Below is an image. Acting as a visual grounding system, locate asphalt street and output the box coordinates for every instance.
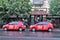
[0,29,60,40]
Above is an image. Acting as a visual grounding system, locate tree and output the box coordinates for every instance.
[0,0,8,18]
[0,0,32,19]
[49,0,60,15]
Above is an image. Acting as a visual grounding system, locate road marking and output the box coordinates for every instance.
[0,36,60,39]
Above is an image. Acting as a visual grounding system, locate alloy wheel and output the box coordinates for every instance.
[4,28,7,31]
[32,28,36,32]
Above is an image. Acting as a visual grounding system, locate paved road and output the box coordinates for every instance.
[0,29,60,40]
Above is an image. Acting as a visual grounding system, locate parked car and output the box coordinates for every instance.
[2,21,26,31]
[29,22,54,32]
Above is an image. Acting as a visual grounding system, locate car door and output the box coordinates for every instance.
[14,23,19,29]
[43,24,48,30]
[8,22,18,29]
[9,24,14,29]
[37,24,43,30]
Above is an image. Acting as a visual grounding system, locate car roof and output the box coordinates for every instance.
[37,22,49,24]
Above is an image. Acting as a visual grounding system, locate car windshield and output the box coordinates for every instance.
[37,22,49,25]
[9,22,20,24]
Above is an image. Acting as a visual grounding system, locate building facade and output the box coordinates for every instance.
[30,0,49,13]
[30,0,60,28]
[30,0,50,24]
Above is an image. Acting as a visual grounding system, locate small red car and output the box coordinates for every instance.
[29,22,54,32]
[2,21,26,31]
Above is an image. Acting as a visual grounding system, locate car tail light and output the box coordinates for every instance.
[30,25,33,27]
[3,26,5,28]
[21,24,23,25]
[24,25,26,28]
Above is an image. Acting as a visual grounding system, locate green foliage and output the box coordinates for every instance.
[0,0,32,19]
[49,0,60,15]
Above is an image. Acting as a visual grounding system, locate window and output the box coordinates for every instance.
[33,0,44,5]
[9,22,20,24]
[37,22,48,25]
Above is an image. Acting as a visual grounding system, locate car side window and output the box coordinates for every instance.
[37,24,43,25]
[37,22,49,25]
[9,22,20,24]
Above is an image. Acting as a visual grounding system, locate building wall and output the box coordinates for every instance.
[30,0,50,24]
[30,0,49,13]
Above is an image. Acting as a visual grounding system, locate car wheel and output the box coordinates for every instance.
[4,28,7,31]
[48,28,52,32]
[19,28,23,32]
[32,28,36,32]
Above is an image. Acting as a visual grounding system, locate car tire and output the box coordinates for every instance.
[4,28,7,31]
[19,28,23,32]
[48,28,52,32]
[32,28,36,32]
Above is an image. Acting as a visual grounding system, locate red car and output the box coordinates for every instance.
[2,21,26,31]
[29,22,54,32]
